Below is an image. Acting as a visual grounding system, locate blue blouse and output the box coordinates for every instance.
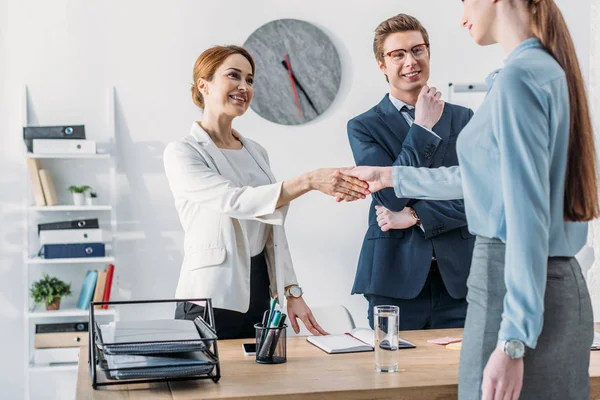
[391,38,587,348]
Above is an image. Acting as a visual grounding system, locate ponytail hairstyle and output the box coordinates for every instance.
[527,0,599,221]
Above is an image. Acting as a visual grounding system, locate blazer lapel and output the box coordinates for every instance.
[375,94,411,140]
[237,135,276,184]
[189,122,242,185]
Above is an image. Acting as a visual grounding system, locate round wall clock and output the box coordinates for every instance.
[243,19,342,126]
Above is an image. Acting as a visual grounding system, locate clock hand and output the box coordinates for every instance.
[284,54,303,118]
[280,61,319,115]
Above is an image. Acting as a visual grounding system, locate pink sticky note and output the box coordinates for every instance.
[427,336,462,345]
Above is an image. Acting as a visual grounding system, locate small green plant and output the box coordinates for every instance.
[89,192,97,198]
[68,185,91,194]
[30,274,72,307]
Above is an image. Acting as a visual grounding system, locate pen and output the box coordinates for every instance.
[267,313,287,357]
[266,298,277,327]
[260,298,277,348]
[270,311,282,328]
[258,311,283,359]
[277,314,287,328]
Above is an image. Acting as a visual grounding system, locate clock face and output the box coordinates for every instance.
[243,19,342,126]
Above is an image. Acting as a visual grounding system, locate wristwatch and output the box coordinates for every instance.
[409,208,421,226]
[497,339,525,359]
[284,285,303,298]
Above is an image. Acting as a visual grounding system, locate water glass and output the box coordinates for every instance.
[373,305,399,372]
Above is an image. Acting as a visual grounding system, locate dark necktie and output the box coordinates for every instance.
[401,105,416,121]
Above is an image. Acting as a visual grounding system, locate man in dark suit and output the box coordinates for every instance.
[347,14,475,330]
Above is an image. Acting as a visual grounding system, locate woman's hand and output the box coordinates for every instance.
[286,297,329,336]
[481,348,523,400]
[310,168,370,201]
[376,205,418,231]
[340,166,393,194]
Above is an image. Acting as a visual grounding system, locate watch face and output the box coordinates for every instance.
[290,286,302,297]
[243,19,342,125]
[507,340,525,358]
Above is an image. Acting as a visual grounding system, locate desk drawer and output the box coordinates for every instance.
[35,332,89,348]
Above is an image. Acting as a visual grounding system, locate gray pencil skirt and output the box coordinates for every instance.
[458,236,594,400]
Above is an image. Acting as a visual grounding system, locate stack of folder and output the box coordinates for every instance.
[95,317,218,380]
[37,218,106,259]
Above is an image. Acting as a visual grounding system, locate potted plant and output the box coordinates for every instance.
[68,185,91,206]
[30,273,72,310]
[86,191,98,206]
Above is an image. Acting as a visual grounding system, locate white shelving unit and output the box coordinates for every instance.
[22,85,120,400]
[25,152,111,159]
[29,205,113,212]
[28,364,79,373]
[27,307,118,318]
[26,256,116,265]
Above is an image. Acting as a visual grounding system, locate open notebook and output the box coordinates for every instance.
[307,328,416,354]
[592,332,600,351]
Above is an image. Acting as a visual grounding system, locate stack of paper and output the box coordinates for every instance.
[96,317,216,380]
[100,319,210,355]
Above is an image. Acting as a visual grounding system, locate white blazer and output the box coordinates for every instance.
[163,123,298,313]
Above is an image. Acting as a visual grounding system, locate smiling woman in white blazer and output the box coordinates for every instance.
[164,46,369,340]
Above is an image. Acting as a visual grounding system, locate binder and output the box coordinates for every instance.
[33,139,96,155]
[38,169,58,206]
[39,242,105,259]
[33,347,79,364]
[26,158,46,206]
[101,264,115,309]
[35,331,89,348]
[23,125,86,152]
[92,270,107,310]
[38,218,99,233]
[36,322,88,334]
[77,270,98,310]
[39,228,103,245]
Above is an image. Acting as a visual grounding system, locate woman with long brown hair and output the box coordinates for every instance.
[343,0,598,398]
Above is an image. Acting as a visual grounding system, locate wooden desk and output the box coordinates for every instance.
[77,328,600,400]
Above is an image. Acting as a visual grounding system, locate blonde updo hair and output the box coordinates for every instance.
[191,45,256,109]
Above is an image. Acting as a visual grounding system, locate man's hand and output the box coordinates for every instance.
[376,205,418,231]
[415,85,444,130]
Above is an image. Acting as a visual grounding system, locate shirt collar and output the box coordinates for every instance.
[485,38,543,88]
[505,37,543,64]
[388,94,414,112]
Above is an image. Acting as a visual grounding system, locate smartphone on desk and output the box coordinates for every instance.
[242,343,256,356]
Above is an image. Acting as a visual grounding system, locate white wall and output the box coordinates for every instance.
[0,1,593,398]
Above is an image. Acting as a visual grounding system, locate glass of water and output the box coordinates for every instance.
[374,305,399,373]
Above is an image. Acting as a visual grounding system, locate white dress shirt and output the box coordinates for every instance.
[220,147,272,256]
[388,94,441,139]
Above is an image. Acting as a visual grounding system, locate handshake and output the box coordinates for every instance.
[309,166,390,203]
[314,166,417,230]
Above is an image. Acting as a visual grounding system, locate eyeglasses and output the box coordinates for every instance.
[382,43,430,65]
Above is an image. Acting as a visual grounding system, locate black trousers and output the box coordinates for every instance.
[174,251,271,340]
[367,260,467,330]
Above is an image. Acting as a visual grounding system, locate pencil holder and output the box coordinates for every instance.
[254,323,287,364]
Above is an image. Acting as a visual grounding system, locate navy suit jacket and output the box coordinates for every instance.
[348,94,475,300]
